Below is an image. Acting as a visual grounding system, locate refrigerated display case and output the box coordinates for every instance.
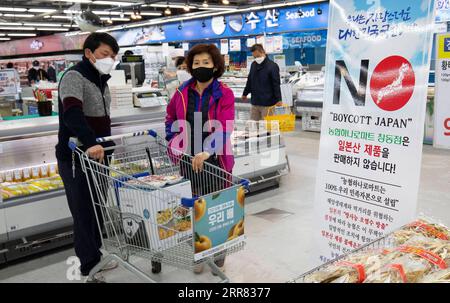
[232,120,290,192]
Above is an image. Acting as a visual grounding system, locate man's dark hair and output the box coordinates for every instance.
[175,56,185,68]
[83,32,119,54]
[32,60,39,67]
[250,44,265,53]
[6,62,13,68]
[124,50,133,55]
[186,44,225,79]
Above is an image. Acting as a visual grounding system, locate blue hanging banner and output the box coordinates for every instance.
[112,2,329,46]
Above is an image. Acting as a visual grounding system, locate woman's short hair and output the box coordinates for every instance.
[175,56,185,68]
[185,44,225,79]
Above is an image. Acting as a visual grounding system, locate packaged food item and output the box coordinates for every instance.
[40,165,49,178]
[31,166,41,179]
[364,255,430,283]
[419,268,450,283]
[1,189,12,200]
[49,164,58,177]
[13,169,23,182]
[4,170,13,182]
[401,218,450,241]
[365,236,450,283]
[303,250,385,283]
[22,167,32,181]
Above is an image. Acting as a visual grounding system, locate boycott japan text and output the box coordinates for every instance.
[330,113,412,128]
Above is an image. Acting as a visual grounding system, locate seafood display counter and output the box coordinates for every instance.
[0,107,167,264]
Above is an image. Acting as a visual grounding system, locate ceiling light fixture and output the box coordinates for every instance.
[184,2,191,12]
[164,7,172,16]
[317,7,322,15]
[0,22,22,26]
[55,0,92,3]
[23,23,63,27]
[7,33,37,37]
[3,13,35,18]
[93,1,136,6]
[27,8,57,13]
[36,27,70,31]
[0,26,35,31]
[0,37,11,40]
[203,1,209,8]
[222,0,230,5]
[0,7,28,12]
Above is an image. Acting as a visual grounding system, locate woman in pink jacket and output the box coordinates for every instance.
[165,44,235,273]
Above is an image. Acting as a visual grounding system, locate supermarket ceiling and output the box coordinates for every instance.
[0,0,317,41]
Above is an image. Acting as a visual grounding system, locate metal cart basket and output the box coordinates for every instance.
[69,129,249,283]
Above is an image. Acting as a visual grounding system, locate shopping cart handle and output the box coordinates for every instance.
[68,129,159,150]
[68,138,78,151]
[240,179,250,190]
[181,197,196,208]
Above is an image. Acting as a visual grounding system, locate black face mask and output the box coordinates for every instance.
[192,67,215,83]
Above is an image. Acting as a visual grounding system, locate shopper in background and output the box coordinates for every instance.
[175,56,191,84]
[175,56,188,70]
[165,44,235,273]
[47,62,57,82]
[242,44,282,121]
[27,60,48,85]
[7,62,21,108]
[55,32,120,283]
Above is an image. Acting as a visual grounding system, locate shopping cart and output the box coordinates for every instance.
[68,129,249,283]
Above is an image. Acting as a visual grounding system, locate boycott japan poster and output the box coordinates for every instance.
[314,0,436,263]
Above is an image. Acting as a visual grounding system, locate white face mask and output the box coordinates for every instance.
[92,56,117,75]
[33,66,40,70]
[255,56,265,64]
[176,70,191,83]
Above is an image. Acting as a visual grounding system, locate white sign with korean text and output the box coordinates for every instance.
[0,69,18,97]
[314,0,436,263]
[220,39,229,55]
[434,33,450,149]
[229,39,241,52]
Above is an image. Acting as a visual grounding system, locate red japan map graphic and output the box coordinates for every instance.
[370,56,415,112]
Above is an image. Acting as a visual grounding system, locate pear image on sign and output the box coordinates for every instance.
[194,197,206,222]
[195,233,212,253]
[227,219,244,241]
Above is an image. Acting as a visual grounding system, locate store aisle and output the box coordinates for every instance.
[0,127,449,283]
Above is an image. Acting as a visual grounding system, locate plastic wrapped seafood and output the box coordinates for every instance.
[365,236,450,283]
[303,250,385,283]
[392,218,450,244]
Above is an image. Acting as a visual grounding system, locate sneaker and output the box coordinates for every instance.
[83,272,106,283]
[98,259,119,273]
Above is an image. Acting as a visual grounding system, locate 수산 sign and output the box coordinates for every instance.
[314,0,436,263]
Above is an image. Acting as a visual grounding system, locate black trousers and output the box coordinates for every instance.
[58,159,104,276]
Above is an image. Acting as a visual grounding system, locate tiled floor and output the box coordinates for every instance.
[0,127,449,283]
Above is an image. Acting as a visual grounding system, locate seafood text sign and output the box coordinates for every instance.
[433,33,450,150]
[314,0,436,263]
